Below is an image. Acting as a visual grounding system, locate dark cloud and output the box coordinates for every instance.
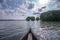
[57,0,60,1]
[1,4,7,9]
[41,6,46,9]
[0,0,28,19]
[38,6,46,12]
[0,0,3,3]
[0,0,25,9]
[55,0,60,3]
[6,0,25,9]
[27,3,34,9]
[38,9,42,12]
[33,12,40,15]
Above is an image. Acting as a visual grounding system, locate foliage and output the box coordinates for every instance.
[30,16,35,21]
[26,17,31,21]
[26,16,35,21]
[40,10,60,21]
[36,17,40,21]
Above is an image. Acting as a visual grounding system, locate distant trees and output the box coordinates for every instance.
[26,16,35,21]
[26,17,31,21]
[26,10,60,21]
[30,16,35,21]
[40,10,60,21]
[26,16,40,21]
[36,17,40,21]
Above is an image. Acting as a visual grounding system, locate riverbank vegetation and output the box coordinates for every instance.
[40,10,60,21]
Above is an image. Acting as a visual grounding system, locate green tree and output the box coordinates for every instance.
[26,17,31,21]
[40,10,60,21]
[36,17,40,21]
[26,16,35,21]
[30,16,35,21]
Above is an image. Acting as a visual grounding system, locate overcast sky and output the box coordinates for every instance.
[0,0,60,19]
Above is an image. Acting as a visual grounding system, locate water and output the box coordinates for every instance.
[0,21,29,40]
[0,21,60,40]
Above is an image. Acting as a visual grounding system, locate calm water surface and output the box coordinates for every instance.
[0,21,60,40]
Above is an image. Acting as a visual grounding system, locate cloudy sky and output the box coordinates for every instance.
[0,0,60,19]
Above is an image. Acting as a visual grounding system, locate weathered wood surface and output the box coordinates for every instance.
[28,33,32,40]
[20,29,38,40]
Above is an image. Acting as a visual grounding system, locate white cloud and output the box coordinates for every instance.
[0,0,29,19]
[0,0,59,19]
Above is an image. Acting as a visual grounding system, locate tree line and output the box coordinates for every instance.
[26,10,60,21]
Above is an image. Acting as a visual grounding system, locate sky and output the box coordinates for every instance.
[0,0,60,19]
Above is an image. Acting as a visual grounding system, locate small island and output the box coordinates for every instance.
[26,16,40,21]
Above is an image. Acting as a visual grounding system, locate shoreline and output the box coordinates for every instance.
[0,20,26,21]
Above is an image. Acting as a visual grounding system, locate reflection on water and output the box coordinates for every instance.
[40,21,60,30]
[28,21,60,40]
[39,21,60,40]
[0,21,60,40]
